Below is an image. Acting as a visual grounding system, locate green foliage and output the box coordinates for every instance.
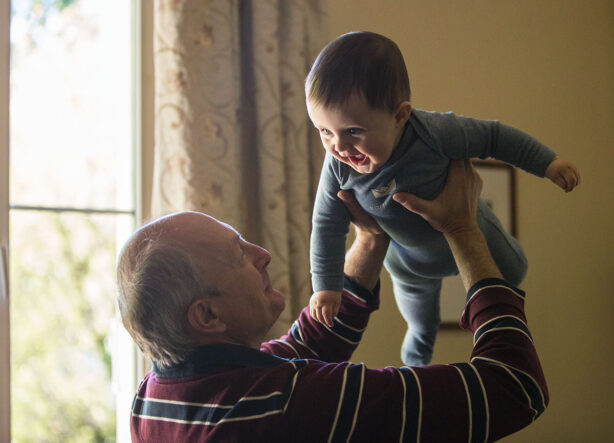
[13,0,80,24]
[10,212,116,442]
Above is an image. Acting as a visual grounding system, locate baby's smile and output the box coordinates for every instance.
[348,153,368,167]
[336,148,369,167]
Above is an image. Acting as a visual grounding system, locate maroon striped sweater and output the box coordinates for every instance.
[130,277,548,442]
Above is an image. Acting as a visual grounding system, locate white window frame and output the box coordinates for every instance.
[1,0,11,440]
[111,1,152,441]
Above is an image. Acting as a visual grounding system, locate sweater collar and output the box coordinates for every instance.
[153,343,288,379]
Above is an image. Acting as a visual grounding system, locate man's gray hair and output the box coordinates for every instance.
[116,230,219,368]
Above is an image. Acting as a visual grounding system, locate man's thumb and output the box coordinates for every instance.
[392,192,425,214]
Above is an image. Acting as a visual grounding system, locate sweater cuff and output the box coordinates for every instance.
[343,276,380,307]
[466,277,525,304]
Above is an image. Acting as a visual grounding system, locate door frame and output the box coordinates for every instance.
[1,0,11,440]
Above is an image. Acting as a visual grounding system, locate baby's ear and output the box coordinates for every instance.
[394,101,412,126]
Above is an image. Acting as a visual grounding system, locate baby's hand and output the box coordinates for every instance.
[309,290,342,327]
[545,157,581,192]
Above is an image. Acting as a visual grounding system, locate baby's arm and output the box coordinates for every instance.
[310,189,388,328]
[310,155,352,326]
[433,113,581,191]
[544,156,581,192]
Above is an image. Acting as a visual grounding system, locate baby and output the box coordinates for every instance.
[307,31,580,365]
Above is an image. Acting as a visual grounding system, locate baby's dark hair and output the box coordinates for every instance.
[306,31,410,113]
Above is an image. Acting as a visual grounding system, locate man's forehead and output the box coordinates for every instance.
[131,211,236,247]
[169,212,241,267]
[118,211,240,274]
[218,220,238,234]
[172,212,238,239]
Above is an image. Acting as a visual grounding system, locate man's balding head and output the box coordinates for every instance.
[116,212,285,367]
[116,212,222,368]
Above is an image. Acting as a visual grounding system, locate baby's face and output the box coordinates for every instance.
[307,94,409,174]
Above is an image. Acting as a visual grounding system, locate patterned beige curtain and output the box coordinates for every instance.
[152,0,327,337]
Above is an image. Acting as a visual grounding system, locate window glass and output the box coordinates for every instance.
[10,0,132,210]
[9,0,135,440]
[10,211,131,441]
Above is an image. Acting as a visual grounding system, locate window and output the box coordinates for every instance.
[1,0,142,440]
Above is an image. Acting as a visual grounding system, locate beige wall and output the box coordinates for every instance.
[140,1,614,440]
[327,0,614,441]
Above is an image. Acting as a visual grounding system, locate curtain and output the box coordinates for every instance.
[152,0,328,337]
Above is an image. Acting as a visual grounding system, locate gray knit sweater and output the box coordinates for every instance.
[310,109,556,292]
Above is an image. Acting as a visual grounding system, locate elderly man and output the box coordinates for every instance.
[117,160,548,442]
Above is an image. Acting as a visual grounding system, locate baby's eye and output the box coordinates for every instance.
[347,128,362,135]
[320,128,332,136]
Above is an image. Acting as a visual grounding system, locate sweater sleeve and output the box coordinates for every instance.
[278,278,548,442]
[422,111,557,176]
[260,277,380,362]
[353,278,548,442]
[493,122,557,176]
[310,153,352,293]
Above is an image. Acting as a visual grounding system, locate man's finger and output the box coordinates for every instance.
[337,189,354,203]
[337,190,359,215]
[338,189,385,235]
[392,192,428,215]
[338,190,369,224]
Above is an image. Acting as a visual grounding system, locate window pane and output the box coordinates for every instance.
[9,210,132,441]
[9,0,132,210]
[8,0,136,440]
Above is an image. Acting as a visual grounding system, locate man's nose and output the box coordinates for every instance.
[253,244,271,269]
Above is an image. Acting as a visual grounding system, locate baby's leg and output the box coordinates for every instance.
[385,245,442,366]
[392,275,442,366]
[478,200,528,286]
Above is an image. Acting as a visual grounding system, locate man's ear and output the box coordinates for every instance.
[187,298,226,335]
[394,101,412,126]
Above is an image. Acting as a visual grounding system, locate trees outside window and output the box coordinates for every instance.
[8,0,136,440]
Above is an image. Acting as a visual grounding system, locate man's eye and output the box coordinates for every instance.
[237,237,246,264]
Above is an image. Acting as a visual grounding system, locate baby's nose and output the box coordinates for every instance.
[334,135,351,152]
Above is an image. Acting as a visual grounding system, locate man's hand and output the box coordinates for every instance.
[337,190,389,292]
[393,159,500,290]
[392,159,483,235]
[310,290,342,327]
[545,157,581,192]
[337,190,385,236]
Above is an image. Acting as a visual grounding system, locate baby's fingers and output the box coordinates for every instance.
[566,167,581,190]
[553,174,570,191]
[321,305,336,328]
[561,167,581,192]
[309,298,323,325]
[314,307,326,325]
[309,292,341,327]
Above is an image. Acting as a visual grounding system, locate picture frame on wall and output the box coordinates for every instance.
[440,159,517,327]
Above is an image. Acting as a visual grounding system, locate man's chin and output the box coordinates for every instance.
[268,289,286,312]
